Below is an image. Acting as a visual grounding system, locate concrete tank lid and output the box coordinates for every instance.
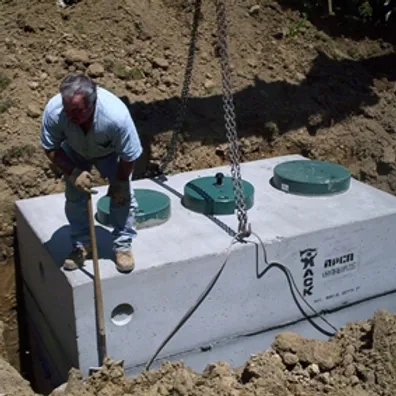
[272,159,351,196]
[96,188,171,229]
[183,172,255,215]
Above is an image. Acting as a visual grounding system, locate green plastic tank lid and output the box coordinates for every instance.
[183,172,255,215]
[96,188,171,229]
[272,159,351,195]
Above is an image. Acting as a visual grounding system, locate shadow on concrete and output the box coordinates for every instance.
[43,225,114,269]
[120,50,396,179]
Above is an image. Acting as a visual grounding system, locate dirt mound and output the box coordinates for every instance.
[2,310,394,396]
[0,320,35,396]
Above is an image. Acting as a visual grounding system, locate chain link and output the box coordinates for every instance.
[215,0,250,237]
[157,0,250,237]
[158,0,202,174]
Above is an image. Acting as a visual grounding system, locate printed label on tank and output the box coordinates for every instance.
[299,246,360,305]
[321,252,358,281]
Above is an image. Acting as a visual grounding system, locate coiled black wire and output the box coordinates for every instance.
[144,232,337,370]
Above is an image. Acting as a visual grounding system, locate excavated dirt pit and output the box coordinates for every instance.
[1,0,396,394]
[3,310,396,396]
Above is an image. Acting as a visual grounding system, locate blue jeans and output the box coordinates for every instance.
[62,142,138,252]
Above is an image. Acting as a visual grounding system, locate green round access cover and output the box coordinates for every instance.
[96,188,171,229]
[272,159,351,195]
[183,172,254,215]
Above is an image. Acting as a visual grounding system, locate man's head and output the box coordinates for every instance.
[59,73,97,125]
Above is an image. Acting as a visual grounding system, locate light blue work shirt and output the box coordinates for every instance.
[40,86,143,162]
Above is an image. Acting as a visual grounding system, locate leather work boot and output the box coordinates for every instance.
[115,250,135,273]
[63,246,92,271]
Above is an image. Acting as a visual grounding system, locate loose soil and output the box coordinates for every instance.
[0,0,395,394]
[3,310,396,396]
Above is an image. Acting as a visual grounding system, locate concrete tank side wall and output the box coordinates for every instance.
[72,208,396,374]
[124,289,396,377]
[15,205,79,367]
[24,283,75,390]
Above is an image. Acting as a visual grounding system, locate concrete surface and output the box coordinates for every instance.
[15,154,396,381]
[24,279,396,393]
[127,289,396,376]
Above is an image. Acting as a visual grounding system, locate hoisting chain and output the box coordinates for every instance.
[158,0,202,174]
[157,0,250,238]
[215,0,250,238]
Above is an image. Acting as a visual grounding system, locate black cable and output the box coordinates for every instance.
[144,233,337,370]
[248,232,337,335]
[253,262,336,337]
[144,238,239,370]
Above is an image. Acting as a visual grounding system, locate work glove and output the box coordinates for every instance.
[107,180,130,205]
[68,168,93,193]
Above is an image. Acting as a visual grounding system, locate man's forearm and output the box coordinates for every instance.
[116,158,135,181]
[45,148,75,176]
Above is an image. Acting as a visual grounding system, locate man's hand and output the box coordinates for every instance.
[45,148,75,177]
[107,180,130,205]
[69,168,93,193]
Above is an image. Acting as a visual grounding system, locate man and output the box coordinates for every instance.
[40,73,143,273]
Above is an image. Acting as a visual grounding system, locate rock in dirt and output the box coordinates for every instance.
[307,363,320,376]
[126,80,146,95]
[27,81,40,90]
[249,5,260,16]
[282,351,299,366]
[272,332,342,371]
[380,146,395,167]
[240,351,292,395]
[204,79,215,91]
[151,57,169,70]
[87,62,105,78]
[64,49,90,65]
[45,55,58,64]
[27,104,41,119]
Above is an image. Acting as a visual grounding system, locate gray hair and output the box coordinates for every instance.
[59,73,97,107]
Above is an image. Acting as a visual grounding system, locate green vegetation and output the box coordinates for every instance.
[0,73,12,114]
[301,0,396,26]
[112,62,145,81]
[0,99,13,114]
[0,73,11,93]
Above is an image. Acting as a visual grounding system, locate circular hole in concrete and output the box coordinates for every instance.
[111,303,134,326]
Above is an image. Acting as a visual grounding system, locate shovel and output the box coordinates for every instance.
[86,189,107,371]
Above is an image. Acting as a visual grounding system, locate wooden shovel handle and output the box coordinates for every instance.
[87,192,107,366]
